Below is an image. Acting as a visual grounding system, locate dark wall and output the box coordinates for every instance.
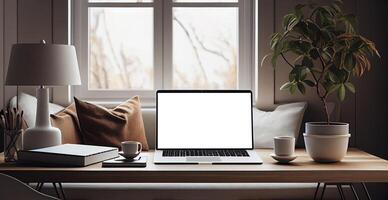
[356,0,388,198]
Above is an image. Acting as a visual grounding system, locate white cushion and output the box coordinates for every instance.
[9,93,65,127]
[253,102,307,148]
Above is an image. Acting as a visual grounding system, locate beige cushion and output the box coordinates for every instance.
[50,104,82,144]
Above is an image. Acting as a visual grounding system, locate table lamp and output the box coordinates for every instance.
[5,40,81,150]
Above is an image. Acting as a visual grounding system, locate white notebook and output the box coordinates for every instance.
[17,144,119,167]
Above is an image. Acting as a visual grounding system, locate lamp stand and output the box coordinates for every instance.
[22,86,62,150]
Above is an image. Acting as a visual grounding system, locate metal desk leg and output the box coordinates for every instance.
[318,182,373,200]
[362,182,372,200]
[314,182,321,200]
[350,184,360,200]
[58,182,66,200]
[36,182,44,191]
[53,183,60,198]
[337,184,346,200]
[35,182,66,200]
[320,183,327,200]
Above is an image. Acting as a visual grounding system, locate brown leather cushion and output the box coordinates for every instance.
[50,104,82,144]
[74,96,149,150]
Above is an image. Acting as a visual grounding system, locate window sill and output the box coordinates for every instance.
[85,100,156,109]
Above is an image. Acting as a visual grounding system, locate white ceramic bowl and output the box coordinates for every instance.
[303,133,350,163]
[305,122,349,135]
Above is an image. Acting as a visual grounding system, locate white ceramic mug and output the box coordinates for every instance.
[274,136,295,156]
[121,141,142,155]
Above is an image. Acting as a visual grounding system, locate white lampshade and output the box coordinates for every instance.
[4,41,82,150]
[6,42,81,86]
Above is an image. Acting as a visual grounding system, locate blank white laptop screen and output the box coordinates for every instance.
[157,91,253,149]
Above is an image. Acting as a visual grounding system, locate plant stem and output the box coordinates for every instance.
[281,53,295,69]
[281,50,331,123]
[316,49,331,124]
[320,96,330,124]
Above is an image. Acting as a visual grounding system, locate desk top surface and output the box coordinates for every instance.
[1,149,388,183]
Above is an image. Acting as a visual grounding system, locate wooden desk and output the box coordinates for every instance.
[1,149,388,183]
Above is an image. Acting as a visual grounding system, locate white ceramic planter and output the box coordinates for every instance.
[305,122,349,135]
[303,133,350,163]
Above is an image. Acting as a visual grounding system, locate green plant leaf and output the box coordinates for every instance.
[289,73,296,82]
[261,53,272,67]
[322,47,334,63]
[305,20,321,43]
[290,84,297,94]
[302,56,313,68]
[289,66,302,81]
[294,21,309,37]
[297,82,306,94]
[340,14,358,33]
[327,84,341,95]
[345,82,356,93]
[283,13,299,31]
[333,51,342,68]
[289,67,298,81]
[293,54,305,64]
[329,71,339,83]
[293,41,312,55]
[330,1,342,14]
[344,53,355,71]
[315,6,335,27]
[300,68,308,80]
[303,80,316,87]
[338,84,346,101]
[332,0,344,10]
[309,48,320,59]
[350,38,363,52]
[290,65,308,81]
[339,69,349,83]
[280,82,293,90]
[270,33,282,50]
[321,28,334,41]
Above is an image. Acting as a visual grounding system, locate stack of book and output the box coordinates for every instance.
[17,144,119,167]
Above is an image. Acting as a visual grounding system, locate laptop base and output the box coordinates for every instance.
[154,150,263,164]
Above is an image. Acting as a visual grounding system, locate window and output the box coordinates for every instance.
[73,0,255,106]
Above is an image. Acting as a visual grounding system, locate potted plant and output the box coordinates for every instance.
[262,0,380,162]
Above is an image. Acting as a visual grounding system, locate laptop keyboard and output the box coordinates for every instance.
[162,149,250,157]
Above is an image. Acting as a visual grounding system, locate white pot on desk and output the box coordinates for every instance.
[304,122,350,163]
[305,122,349,135]
[304,133,350,163]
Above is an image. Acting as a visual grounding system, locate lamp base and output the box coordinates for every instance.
[22,126,62,150]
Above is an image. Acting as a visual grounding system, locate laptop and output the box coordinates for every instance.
[154,90,262,164]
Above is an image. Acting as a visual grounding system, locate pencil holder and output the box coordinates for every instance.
[4,129,23,162]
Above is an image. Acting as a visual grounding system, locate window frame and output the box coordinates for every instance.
[72,0,256,107]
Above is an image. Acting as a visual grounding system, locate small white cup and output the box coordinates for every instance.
[121,141,142,156]
[274,136,295,156]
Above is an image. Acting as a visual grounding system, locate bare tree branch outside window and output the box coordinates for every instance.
[89,7,237,90]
